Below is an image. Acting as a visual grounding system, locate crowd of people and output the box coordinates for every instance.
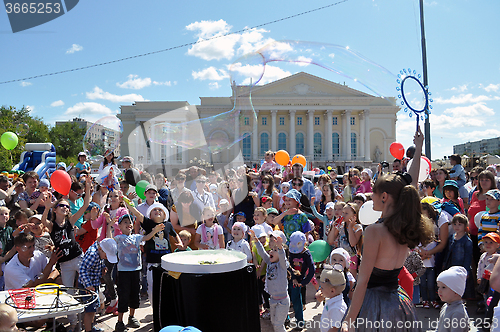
[2,127,500,332]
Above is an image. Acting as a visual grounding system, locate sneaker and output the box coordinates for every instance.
[422,301,430,309]
[105,300,118,314]
[431,301,441,309]
[115,321,128,332]
[91,327,104,332]
[127,316,141,328]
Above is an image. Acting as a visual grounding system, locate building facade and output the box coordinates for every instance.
[118,72,399,176]
[454,137,500,156]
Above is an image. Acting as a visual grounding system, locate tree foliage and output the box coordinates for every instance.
[49,122,86,159]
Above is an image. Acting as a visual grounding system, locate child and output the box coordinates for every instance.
[251,226,271,319]
[442,180,464,214]
[337,203,363,278]
[195,206,224,250]
[75,202,100,253]
[252,207,272,235]
[79,238,118,332]
[0,207,14,256]
[310,197,335,240]
[319,265,347,332]
[476,232,500,314]
[217,199,232,243]
[316,248,355,307]
[478,189,500,244]
[288,231,315,329]
[174,230,193,252]
[448,154,467,188]
[265,208,280,231]
[227,222,252,262]
[224,211,245,243]
[249,228,289,332]
[259,150,280,175]
[127,201,182,303]
[114,214,162,332]
[12,208,34,237]
[436,266,469,332]
[442,214,474,300]
[352,194,366,208]
[273,189,311,242]
[0,303,17,332]
[260,195,273,210]
[357,168,373,194]
[404,248,426,305]
[75,152,91,179]
[28,214,54,258]
[422,179,437,197]
[278,182,290,212]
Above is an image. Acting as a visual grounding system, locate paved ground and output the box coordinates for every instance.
[24,284,486,331]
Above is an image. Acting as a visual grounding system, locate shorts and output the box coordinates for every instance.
[78,282,100,313]
[117,270,141,313]
[349,255,358,270]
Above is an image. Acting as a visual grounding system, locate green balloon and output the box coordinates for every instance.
[308,240,331,263]
[135,180,149,200]
[1,132,18,150]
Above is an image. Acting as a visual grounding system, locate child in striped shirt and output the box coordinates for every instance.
[478,189,500,245]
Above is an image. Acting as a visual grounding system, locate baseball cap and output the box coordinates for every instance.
[486,189,500,201]
[289,231,306,254]
[145,184,158,193]
[235,211,246,218]
[78,152,87,158]
[268,230,286,244]
[28,214,43,223]
[266,208,279,215]
[100,238,118,264]
[121,156,133,163]
[325,202,335,211]
[483,232,500,244]
[118,214,134,224]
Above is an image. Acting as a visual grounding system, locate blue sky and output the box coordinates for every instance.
[1,0,499,160]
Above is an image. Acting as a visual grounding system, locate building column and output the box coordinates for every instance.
[345,110,352,160]
[359,112,365,162]
[271,110,277,151]
[364,109,371,161]
[182,123,187,164]
[234,111,240,163]
[340,112,346,159]
[252,110,259,160]
[325,110,333,160]
[289,110,296,156]
[307,110,314,159]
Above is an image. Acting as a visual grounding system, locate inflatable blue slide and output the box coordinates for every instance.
[12,143,56,179]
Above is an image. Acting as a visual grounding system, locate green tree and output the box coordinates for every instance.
[49,122,86,159]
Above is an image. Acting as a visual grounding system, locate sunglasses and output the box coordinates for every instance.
[57,204,70,209]
[262,181,269,184]
[471,176,478,181]
[71,190,83,197]
[292,182,302,186]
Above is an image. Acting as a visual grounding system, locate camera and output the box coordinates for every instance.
[381,161,389,168]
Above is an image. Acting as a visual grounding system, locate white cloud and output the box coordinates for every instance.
[483,84,500,93]
[65,102,115,116]
[50,100,64,107]
[86,87,145,103]
[434,93,494,104]
[209,82,220,90]
[66,44,83,54]
[117,75,152,90]
[295,56,312,67]
[153,81,172,86]
[457,129,500,141]
[228,63,291,85]
[450,84,468,92]
[26,105,35,112]
[192,67,228,81]
[186,20,240,61]
[442,102,494,117]
[20,82,32,87]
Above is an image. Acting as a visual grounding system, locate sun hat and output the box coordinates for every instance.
[329,248,350,266]
[38,179,50,188]
[266,207,279,215]
[78,152,87,158]
[146,202,169,220]
[285,189,301,203]
[361,168,373,178]
[320,265,346,287]
[289,231,306,254]
[99,238,118,264]
[56,162,67,170]
[268,230,286,243]
[232,221,248,234]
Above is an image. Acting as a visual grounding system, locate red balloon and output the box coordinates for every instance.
[50,170,72,195]
[422,156,432,169]
[389,142,405,160]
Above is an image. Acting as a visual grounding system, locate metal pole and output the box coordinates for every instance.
[420,0,431,159]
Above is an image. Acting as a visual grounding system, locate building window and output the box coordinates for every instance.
[244,117,249,126]
[176,146,182,162]
[332,133,340,156]
[351,132,357,157]
[279,117,285,126]
[278,133,287,150]
[350,116,355,125]
[297,117,302,126]
[242,135,251,159]
[315,117,320,126]
[262,117,267,126]
[296,133,305,155]
[260,133,269,156]
[314,133,322,158]
[332,117,338,125]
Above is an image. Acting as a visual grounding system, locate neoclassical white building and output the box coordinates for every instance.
[118,72,399,176]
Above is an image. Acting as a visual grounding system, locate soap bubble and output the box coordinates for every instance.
[83,116,123,158]
[16,123,29,136]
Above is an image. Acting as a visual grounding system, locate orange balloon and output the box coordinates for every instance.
[275,150,290,166]
[291,154,307,168]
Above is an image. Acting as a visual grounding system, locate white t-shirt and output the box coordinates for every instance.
[196,224,223,249]
[5,251,50,290]
[321,294,347,332]
[227,238,252,262]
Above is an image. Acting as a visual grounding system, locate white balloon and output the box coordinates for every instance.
[358,200,382,225]
[407,157,431,182]
[475,211,486,229]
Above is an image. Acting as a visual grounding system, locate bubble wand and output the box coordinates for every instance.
[396,68,433,130]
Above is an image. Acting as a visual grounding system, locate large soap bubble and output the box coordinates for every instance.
[16,123,29,136]
[83,115,123,160]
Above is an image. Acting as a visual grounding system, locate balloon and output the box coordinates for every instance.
[422,156,432,170]
[406,145,416,159]
[389,142,405,160]
[1,132,18,150]
[125,168,141,186]
[358,201,382,225]
[475,211,486,229]
[406,157,431,182]
[135,180,149,200]
[291,154,307,168]
[50,170,72,195]
[160,327,202,332]
[275,150,290,166]
[308,240,331,263]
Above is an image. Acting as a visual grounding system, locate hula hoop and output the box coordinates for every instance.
[35,283,61,295]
